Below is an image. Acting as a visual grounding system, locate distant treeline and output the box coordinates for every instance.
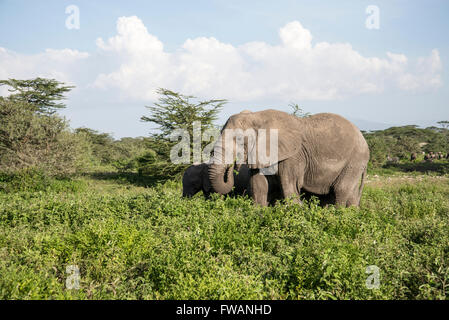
[363,126,449,167]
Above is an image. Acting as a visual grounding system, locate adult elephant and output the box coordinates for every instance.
[182,163,250,199]
[208,109,370,207]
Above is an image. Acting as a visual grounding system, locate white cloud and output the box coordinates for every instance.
[93,17,442,102]
[93,16,171,100]
[279,21,313,50]
[0,47,89,96]
[0,16,442,103]
[0,48,88,83]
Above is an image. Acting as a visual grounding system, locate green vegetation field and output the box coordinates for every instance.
[1,79,449,300]
[1,166,448,300]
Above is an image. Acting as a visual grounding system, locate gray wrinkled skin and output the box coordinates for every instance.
[209,109,370,207]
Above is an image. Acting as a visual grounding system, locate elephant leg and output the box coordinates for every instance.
[333,166,363,207]
[278,159,304,203]
[280,179,301,203]
[249,171,268,206]
[334,187,358,207]
[266,175,282,205]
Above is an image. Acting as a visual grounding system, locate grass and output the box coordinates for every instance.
[0,166,448,299]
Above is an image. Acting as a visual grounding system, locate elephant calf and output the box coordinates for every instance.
[182,163,250,199]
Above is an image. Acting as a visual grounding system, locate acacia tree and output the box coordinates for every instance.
[0,78,85,175]
[139,88,226,176]
[141,88,226,138]
[141,88,226,158]
[0,78,74,114]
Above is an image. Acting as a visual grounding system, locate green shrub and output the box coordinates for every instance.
[0,98,90,176]
[74,128,149,170]
[0,168,87,193]
[136,150,188,179]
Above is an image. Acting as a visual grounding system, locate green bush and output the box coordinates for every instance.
[135,150,188,179]
[73,128,150,172]
[0,168,87,193]
[0,98,90,176]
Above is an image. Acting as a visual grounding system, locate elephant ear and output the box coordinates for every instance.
[246,110,302,169]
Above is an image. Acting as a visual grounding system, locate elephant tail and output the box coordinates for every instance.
[358,166,367,201]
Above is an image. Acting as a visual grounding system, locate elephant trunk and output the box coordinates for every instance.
[208,131,236,195]
[208,163,234,195]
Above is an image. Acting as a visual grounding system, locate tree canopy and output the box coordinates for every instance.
[141,88,226,139]
[0,78,74,114]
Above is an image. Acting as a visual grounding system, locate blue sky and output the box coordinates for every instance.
[1,0,448,137]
